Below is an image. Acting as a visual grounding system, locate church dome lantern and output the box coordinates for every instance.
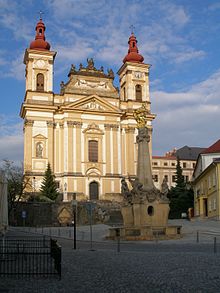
[123,33,144,64]
[30,17,50,51]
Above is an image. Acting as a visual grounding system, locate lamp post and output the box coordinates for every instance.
[72,195,77,250]
[33,176,36,200]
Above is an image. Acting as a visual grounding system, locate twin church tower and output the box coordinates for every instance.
[20,17,156,201]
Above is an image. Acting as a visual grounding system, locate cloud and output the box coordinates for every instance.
[151,69,220,155]
[0,115,23,164]
[0,1,32,41]
[4,54,25,80]
[208,3,220,11]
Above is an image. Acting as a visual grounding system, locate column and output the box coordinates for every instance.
[24,119,34,173]
[67,121,74,173]
[47,121,55,169]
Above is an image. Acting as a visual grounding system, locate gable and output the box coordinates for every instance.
[63,95,121,114]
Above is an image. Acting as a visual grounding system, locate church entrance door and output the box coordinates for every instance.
[89,181,99,200]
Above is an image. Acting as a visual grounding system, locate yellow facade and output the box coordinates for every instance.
[20,47,156,202]
[193,162,220,219]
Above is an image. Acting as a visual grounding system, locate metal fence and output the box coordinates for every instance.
[0,236,61,278]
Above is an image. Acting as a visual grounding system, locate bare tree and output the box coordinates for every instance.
[0,160,31,216]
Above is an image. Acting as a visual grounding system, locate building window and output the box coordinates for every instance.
[171,163,175,166]
[214,199,216,210]
[55,181,60,190]
[123,87,126,100]
[88,140,98,162]
[193,163,196,168]
[164,162,168,166]
[153,162,158,166]
[213,173,216,187]
[185,175,189,182]
[153,175,158,182]
[36,73,44,91]
[183,162,186,168]
[164,175,168,182]
[135,84,142,102]
[172,175,176,182]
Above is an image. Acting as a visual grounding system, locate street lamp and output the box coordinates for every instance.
[33,176,36,200]
[72,194,77,250]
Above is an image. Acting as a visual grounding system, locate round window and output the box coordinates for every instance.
[147,206,154,216]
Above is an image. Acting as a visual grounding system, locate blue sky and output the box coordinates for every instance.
[1,0,220,163]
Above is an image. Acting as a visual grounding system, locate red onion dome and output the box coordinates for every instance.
[30,18,50,51]
[123,33,144,63]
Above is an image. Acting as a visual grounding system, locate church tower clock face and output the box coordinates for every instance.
[36,60,46,68]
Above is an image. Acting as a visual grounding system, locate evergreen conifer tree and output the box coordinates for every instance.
[40,163,59,201]
[168,157,194,219]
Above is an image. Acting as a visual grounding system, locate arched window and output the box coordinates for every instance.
[89,181,99,200]
[135,84,142,102]
[36,73,44,91]
[88,140,98,162]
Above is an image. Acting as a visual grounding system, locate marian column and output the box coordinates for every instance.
[134,104,154,190]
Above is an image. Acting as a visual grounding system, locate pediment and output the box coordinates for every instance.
[64,95,120,113]
[33,134,47,140]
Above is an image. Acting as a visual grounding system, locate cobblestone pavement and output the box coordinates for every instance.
[1,219,220,292]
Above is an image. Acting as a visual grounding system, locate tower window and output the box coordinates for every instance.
[36,73,44,91]
[135,84,142,102]
[88,140,98,162]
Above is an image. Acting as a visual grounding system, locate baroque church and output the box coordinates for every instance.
[20,17,156,202]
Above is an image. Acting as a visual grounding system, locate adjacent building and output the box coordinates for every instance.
[152,146,204,189]
[193,139,220,219]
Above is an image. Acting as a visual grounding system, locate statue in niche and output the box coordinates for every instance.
[87,58,95,70]
[36,142,43,158]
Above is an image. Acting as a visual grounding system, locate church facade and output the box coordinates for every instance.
[20,18,156,202]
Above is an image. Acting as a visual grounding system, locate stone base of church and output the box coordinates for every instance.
[107,225,182,241]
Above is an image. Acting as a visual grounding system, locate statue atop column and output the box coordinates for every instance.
[121,103,169,205]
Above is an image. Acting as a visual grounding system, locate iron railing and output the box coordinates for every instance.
[0,236,61,278]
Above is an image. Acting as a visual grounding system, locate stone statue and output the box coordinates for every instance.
[71,64,76,72]
[36,142,43,158]
[134,103,148,128]
[79,63,83,70]
[121,177,132,203]
[100,66,104,72]
[161,177,169,200]
[87,58,95,70]
[108,69,114,78]
[60,81,65,89]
